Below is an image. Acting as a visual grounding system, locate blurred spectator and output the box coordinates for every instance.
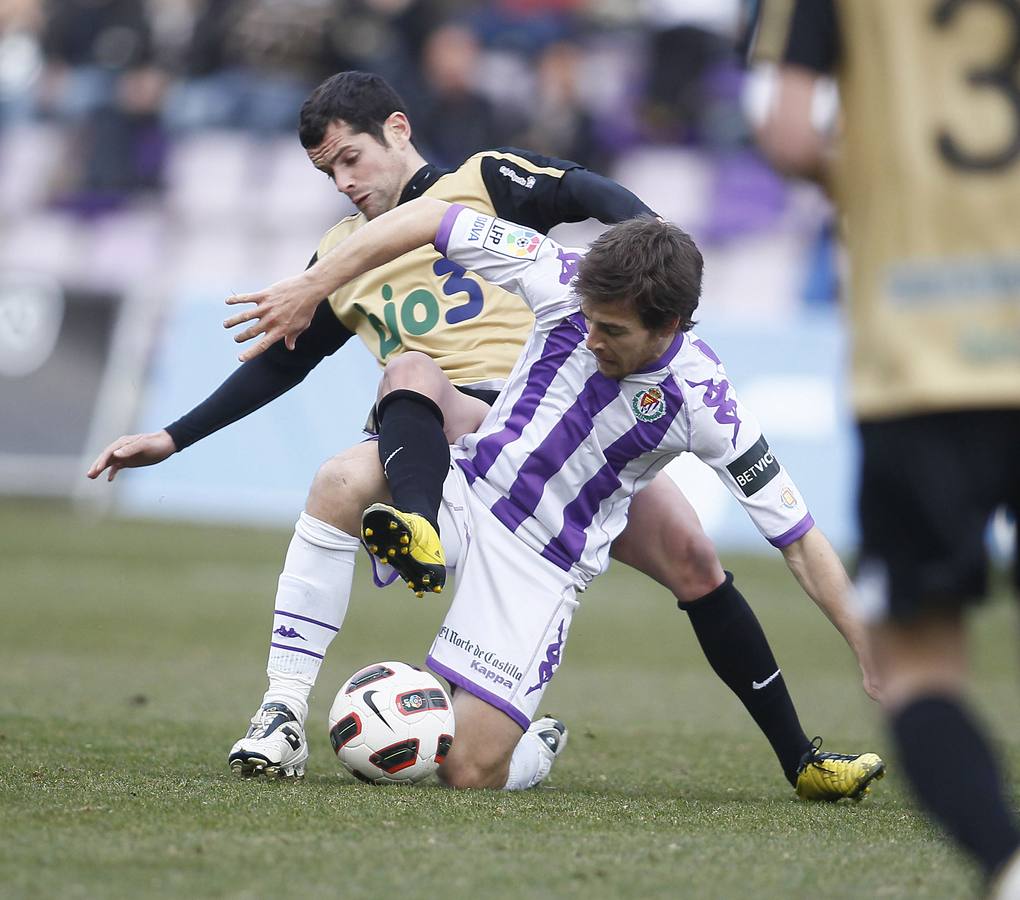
[164,0,342,132]
[0,0,45,126]
[38,0,169,210]
[515,39,602,169]
[640,0,744,146]
[413,21,520,168]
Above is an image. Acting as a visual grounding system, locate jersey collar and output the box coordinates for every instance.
[397,164,449,206]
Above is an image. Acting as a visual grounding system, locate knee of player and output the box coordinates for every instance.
[666,528,725,602]
[380,351,444,392]
[437,756,507,790]
[308,452,382,514]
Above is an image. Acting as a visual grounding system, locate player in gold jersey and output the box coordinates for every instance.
[90,71,881,798]
[749,0,1020,891]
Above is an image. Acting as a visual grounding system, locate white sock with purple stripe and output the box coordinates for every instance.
[262,512,359,724]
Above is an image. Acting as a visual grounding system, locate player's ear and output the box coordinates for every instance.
[386,112,413,147]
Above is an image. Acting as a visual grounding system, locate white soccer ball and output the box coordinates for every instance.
[328,661,455,784]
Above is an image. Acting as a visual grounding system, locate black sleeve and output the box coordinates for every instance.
[555,167,656,225]
[164,297,353,451]
[478,148,654,232]
[743,0,839,72]
[784,0,839,72]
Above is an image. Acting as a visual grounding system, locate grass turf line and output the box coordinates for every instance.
[2,500,1017,898]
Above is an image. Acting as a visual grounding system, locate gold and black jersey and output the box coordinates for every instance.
[318,150,586,388]
[752,0,1020,419]
[164,149,652,450]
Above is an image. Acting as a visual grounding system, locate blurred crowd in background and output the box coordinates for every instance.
[0,0,836,310]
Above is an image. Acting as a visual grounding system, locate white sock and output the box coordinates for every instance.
[262,512,359,724]
[502,730,554,791]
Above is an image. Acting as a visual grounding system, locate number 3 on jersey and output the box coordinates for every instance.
[354,259,485,358]
[933,0,1020,172]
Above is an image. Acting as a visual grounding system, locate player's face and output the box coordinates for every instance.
[581,299,679,380]
[307,117,410,220]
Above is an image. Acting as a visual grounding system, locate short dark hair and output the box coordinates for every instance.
[298,71,409,149]
[574,217,703,332]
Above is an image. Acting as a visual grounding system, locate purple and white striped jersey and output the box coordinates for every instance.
[434,204,814,587]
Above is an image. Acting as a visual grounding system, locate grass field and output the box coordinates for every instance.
[3,499,1018,899]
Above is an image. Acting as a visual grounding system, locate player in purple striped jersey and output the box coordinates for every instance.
[266,194,886,793]
[91,71,878,794]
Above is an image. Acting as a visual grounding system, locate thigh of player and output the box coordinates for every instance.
[856,410,1015,622]
[428,466,579,740]
[609,469,725,601]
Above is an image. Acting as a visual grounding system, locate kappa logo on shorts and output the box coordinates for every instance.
[525,619,566,696]
[632,386,667,422]
[484,220,544,259]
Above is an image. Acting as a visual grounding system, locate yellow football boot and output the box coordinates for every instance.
[362,503,446,597]
[795,737,886,802]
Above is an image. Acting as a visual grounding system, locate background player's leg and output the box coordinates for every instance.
[875,613,1020,882]
[611,472,815,784]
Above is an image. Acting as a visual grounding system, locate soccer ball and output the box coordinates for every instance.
[328,661,455,784]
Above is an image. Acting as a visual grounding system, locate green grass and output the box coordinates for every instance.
[2,499,1018,898]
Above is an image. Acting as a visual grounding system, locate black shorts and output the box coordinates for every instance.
[364,384,501,435]
[856,409,1020,623]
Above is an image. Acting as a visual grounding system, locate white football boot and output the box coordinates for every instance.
[228,702,308,779]
[530,715,569,786]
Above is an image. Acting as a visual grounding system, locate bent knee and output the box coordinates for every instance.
[306,448,385,528]
[643,526,725,602]
[438,757,508,790]
[380,351,443,389]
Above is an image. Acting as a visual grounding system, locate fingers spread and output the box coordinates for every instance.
[223,308,258,329]
[238,336,275,362]
[233,322,268,344]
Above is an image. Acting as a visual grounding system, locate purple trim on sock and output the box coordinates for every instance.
[636,329,685,374]
[541,376,685,569]
[462,317,586,485]
[767,512,815,548]
[270,642,325,659]
[368,555,400,588]
[434,203,466,256]
[273,609,340,632]
[490,370,620,532]
[427,654,529,731]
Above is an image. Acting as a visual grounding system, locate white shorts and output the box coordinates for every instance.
[420,462,579,730]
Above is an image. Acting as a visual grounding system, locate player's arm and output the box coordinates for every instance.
[225,198,455,361]
[686,367,879,699]
[744,0,839,184]
[779,527,879,700]
[87,299,350,481]
[477,149,655,230]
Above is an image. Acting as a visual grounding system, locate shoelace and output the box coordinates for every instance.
[805,736,857,766]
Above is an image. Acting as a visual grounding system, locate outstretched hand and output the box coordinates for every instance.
[87,430,177,482]
[224,273,321,362]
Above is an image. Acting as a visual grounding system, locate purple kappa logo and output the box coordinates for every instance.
[525,619,566,696]
[273,625,306,641]
[557,249,582,284]
[686,377,741,448]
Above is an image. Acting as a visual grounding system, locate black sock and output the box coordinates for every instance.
[683,572,811,785]
[376,389,449,531]
[891,695,1020,878]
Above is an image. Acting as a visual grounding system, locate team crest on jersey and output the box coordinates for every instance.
[484,220,543,259]
[632,386,666,422]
